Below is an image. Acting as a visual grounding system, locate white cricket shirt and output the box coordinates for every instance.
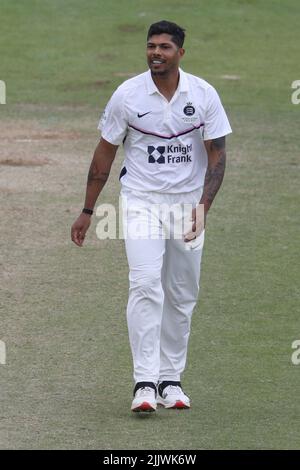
[98,68,232,193]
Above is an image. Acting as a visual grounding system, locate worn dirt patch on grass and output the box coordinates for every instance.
[0,119,68,190]
[0,157,49,167]
[0,120,87,168]
[220,74,241,80]
[0,121,83,141]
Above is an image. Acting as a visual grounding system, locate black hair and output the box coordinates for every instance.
[147,20,185,48]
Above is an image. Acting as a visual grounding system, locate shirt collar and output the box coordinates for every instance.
[146,67,189,95]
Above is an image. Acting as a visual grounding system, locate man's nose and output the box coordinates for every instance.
[153,45,161,55]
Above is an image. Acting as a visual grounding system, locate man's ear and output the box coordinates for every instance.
[179,48,185,58]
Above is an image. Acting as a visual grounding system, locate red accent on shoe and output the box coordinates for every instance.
[132,401,155,412]
[171,400,190,409]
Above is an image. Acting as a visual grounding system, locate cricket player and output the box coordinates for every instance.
[71,20,232,412]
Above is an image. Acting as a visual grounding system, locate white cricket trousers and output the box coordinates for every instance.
[121,187,205,384]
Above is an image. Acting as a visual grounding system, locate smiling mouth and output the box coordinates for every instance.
[151,60,165,65]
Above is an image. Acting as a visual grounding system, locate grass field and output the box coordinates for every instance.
[0,0,299,450]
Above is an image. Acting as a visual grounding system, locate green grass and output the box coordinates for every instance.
[0,0,300,450]
[1,0,298,108]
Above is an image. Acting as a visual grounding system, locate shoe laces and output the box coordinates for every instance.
[163,385,184,397]
[136,386,155,397]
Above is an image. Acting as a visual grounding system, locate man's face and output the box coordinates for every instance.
[146,33,185,76]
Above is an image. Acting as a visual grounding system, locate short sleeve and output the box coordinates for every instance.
[203,86,232,140]
[98,87,128,145]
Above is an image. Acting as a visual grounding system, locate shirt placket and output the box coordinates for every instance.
[163,101,172,123]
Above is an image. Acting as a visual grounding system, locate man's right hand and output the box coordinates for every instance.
[71,213,92,247]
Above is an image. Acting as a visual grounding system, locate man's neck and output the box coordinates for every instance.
[151,68,180,102]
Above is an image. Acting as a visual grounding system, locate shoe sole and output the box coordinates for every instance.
[157,399,190,409]
[131,401,156,413]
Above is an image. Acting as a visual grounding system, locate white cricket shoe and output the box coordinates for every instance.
[131,383,157,412]
[157,381,190,409]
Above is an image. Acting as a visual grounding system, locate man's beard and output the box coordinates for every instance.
[151,69,168,76]
[150,64,171,77]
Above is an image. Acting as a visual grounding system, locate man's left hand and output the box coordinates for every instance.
[184,204,205,242]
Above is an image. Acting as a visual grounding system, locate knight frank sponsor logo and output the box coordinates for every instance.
[147,144,192,164]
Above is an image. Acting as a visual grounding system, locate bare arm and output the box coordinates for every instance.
[201,135,227,218]
[84,137,119,210]
[184,135,227,242]
[71,137,118,247]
